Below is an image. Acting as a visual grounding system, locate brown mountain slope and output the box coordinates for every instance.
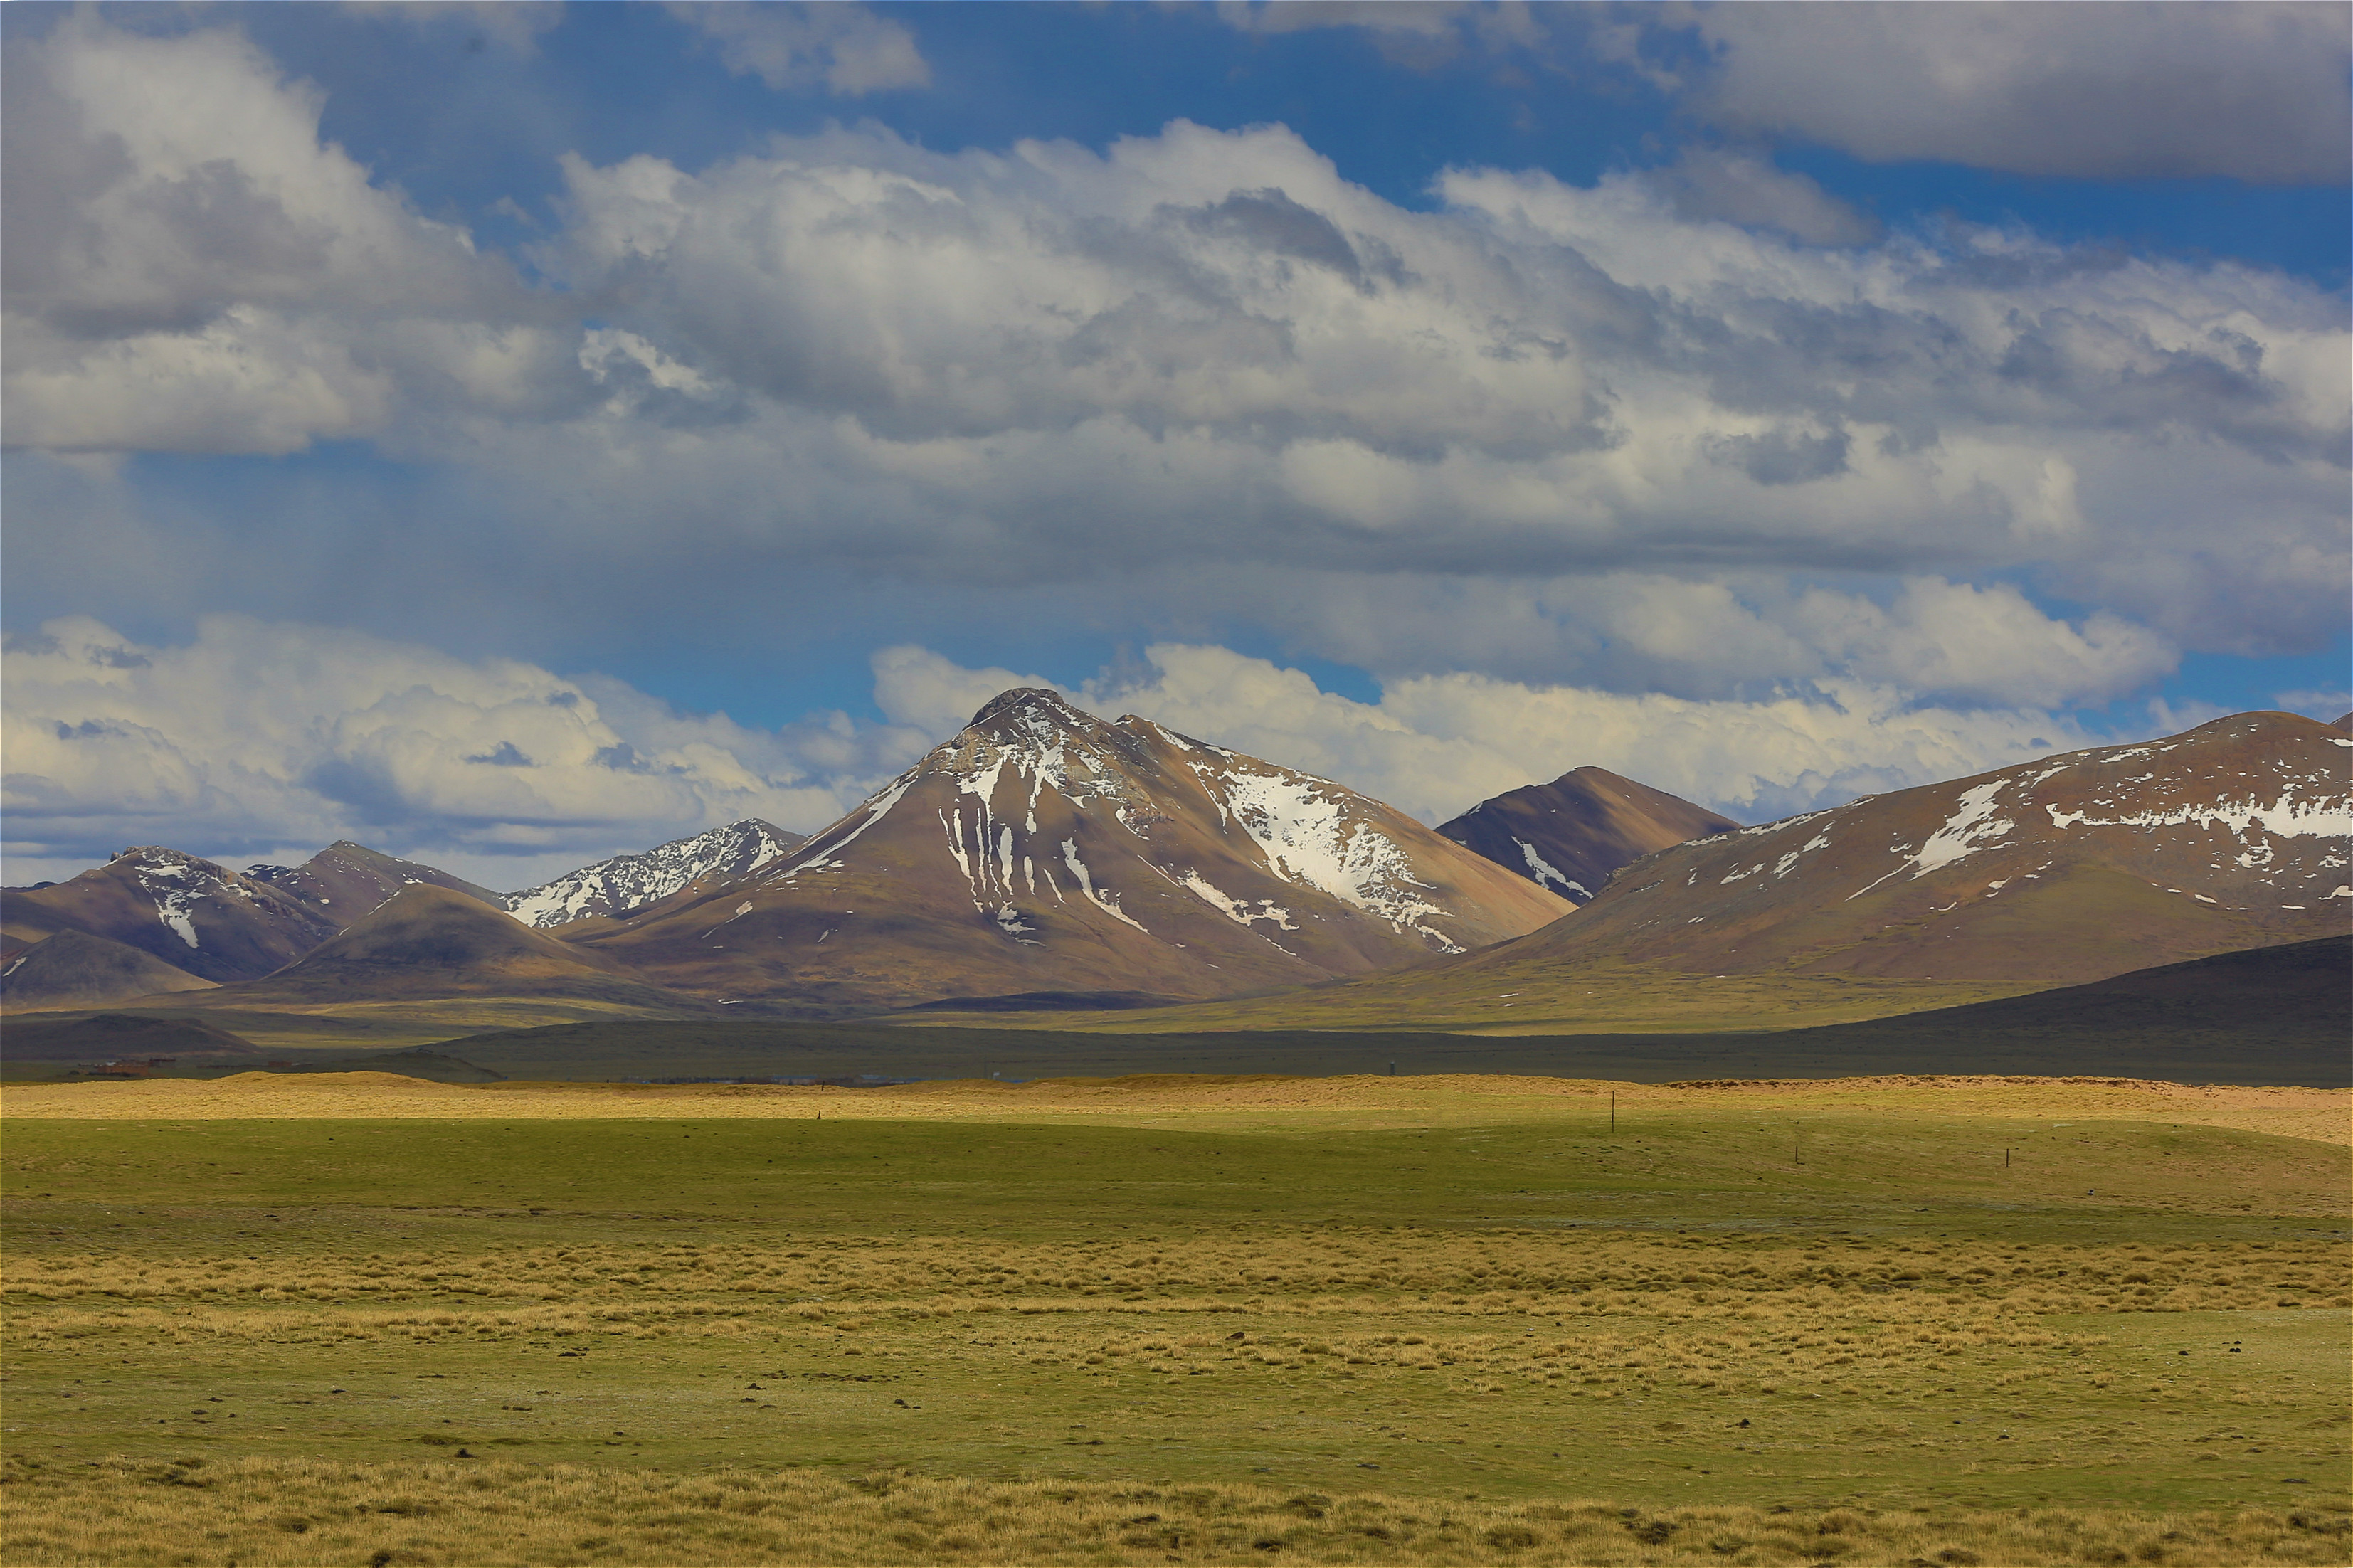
[4,1011,258,1062]
[0,849,340,982]
[0,929,218,1014]
[1467,709,2351,992]
[570,689,1571,1009]
[243,842,504,925]
[211,886,712,1012]
[1014,709,2349,1036]
[1437,766,1739,902]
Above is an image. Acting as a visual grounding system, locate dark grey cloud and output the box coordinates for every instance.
[1688,2,2352,185]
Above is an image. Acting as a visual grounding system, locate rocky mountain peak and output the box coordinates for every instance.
[966,687,1095,736]
[502,817,806,928]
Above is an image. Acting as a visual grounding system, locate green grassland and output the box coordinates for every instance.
[2,1096,2348,1565]
[895,960,2021,1038]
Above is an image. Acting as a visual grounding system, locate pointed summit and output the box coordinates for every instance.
[1438,766,1739,904]
[968,687,1085,728]
[964,687,1106,747]
[243,841,503,926]
[569,708,1572,1010]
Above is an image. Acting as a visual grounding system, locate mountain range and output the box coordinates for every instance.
[2,698,2344,1042]
[561,689,1571,1009]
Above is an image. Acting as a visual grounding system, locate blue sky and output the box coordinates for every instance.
[4,1,2348,886]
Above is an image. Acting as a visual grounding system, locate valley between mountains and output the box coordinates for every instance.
[2,694,2347,1076]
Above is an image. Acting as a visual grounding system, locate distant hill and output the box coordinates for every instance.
[4,1010,258,1062]
[245,842,504,924]
[567,689,1571,1010]
[1486,710,2350,990]
[1739,933,2350,1083]
[429,936,2348,1088]
[504,820,806,928]
[206,885,716,1013]
[1437,766,1738,903]
[1027,710,2352,1035]
[1,848,340,982]
[0,928,218,1013]
[248,1046,504,1083]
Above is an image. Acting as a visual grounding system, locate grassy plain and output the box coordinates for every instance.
[1,1072,2347,1566]
[895,960,2019,1037]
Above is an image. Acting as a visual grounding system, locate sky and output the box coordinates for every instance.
[4,0,2349,891]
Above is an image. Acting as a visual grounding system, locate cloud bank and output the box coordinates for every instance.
[6,616,2135,890]
[5,11,2344,686]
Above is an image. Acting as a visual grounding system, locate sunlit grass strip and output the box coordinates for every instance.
[4,1456,2349,1567]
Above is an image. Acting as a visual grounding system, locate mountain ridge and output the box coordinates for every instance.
[504,819,806,928]
[564,689,1571,1008]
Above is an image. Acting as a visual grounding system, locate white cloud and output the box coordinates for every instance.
[1686,2,2351,184]
[4,615,2164,890]
[1207,3,2353,185]
[1639,147,1878,246]
[664,2,929,95]
[2274,689,2353,723]
[0,14,554,455]
[0,616,927,888]
[1041,643,2115,827]
[3,27,2343,704]
[516,122,2344,632]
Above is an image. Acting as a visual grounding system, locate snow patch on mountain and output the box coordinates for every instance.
[1516,839,1588,900]
[1215,766,1459,950]
[2044,795,2353,839]
[506,819,803,927]
[1175,869,1299,930]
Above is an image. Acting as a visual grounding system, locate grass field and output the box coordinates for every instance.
[2,1073,2347,1565]
[894,960,2021,1037]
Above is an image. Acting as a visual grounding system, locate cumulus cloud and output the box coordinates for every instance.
[1687,2,2352,184]
[4,614,2164,889]
[936,641,2119,827]
[4,22,2344,703]
[2274,688,2353,723]
[0,14,559,455]
[665,3,929,95]
[481,120,2342,657]
[1210,3,2353,185]
[1639,147,1878,247]
[0,616,929,888]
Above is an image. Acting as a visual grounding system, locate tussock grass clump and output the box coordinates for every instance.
[13,1233,2346,1317]
[4,1456,2347,1567]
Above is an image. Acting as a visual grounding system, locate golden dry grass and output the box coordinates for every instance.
[5,1455,2348,1567]
[4,1071,2342,1146]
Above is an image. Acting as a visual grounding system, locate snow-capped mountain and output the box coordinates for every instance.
[568,689,1571,1008]
[0,847,341,983]
[504,819,806,928]
[245,841,503,926]
[1482,711,2352,990]
[1437,766,1739,903]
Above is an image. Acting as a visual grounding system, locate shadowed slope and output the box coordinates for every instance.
[1437,766,1739,902]
[1,848,339,982]
[243,842,504,924]
[3,1010,257,1061]
[206,886,713,1012]
[0,929,218,1013]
